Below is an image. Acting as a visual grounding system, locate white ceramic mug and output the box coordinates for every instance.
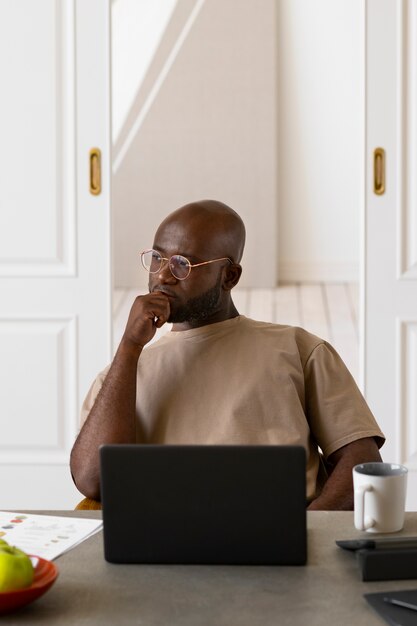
[353,462,408,533]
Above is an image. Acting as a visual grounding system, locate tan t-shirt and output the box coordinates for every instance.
[80,316,384,501]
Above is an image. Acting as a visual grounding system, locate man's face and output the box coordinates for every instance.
[152,272,223,324]
[148,216,228,326]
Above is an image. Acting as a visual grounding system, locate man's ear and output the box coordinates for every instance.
[222,264,242,291]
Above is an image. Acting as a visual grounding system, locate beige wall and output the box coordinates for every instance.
[112,0,278,289]
[112,0,361,289]
[277,0,361,283]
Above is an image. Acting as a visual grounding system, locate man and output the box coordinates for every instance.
[70,199,384,508]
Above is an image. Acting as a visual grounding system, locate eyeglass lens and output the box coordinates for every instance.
[141,250,190,280]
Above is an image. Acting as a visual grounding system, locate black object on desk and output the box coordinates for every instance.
[336,538,417,581]
[100,444,307,565]
[337,537,417,552]
[365,589,417,626]
[357,548,417,581]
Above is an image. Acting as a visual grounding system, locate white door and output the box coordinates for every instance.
[0,0,112,508]
[365,0,417,510]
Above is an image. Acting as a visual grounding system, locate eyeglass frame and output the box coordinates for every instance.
[140,248,233,281]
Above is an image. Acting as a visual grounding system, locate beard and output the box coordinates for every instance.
[168,274,223,324]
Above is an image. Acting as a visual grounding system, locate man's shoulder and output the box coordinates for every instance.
[240,316,323,342]
[235,316,324,358]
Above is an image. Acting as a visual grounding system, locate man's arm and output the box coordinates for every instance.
[70,292,170,501]
[307,436,382,510]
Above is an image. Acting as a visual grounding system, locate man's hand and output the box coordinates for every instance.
[123,291,171,349]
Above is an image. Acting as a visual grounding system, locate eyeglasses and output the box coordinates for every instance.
[140,249,233,280]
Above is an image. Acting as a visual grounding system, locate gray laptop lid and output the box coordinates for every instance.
[100,444,307,565]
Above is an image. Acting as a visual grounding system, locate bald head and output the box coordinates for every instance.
[149,200,244,328]
[154,200,246,264]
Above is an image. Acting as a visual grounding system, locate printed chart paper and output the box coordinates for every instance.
[0,512,103,560]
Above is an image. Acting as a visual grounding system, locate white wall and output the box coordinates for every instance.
[112,0,177,143]
[112,0,278,289]
[112,0,361,288]
[277,0,361,283]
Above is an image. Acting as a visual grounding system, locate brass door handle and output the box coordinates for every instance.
[373,147,385,195]
[89,148,101,195]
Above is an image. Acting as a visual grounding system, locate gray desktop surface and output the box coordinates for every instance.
[4,511,417,625]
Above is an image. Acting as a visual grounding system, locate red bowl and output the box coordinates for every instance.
[0,556,58,614]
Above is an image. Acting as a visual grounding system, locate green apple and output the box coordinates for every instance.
[0,542,34,592]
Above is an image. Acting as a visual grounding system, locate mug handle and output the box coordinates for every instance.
[354,484,375,530]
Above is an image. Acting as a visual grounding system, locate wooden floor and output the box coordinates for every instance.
[114,283,359,382]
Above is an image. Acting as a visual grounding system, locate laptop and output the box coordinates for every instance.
[100,444,307,565]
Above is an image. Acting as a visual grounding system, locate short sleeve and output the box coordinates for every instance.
[304,342,385,458]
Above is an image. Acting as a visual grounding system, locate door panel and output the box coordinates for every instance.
[365,0,417,509]
[0,318,75,456]
[0,0,76,277]
[0,0,111,508]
